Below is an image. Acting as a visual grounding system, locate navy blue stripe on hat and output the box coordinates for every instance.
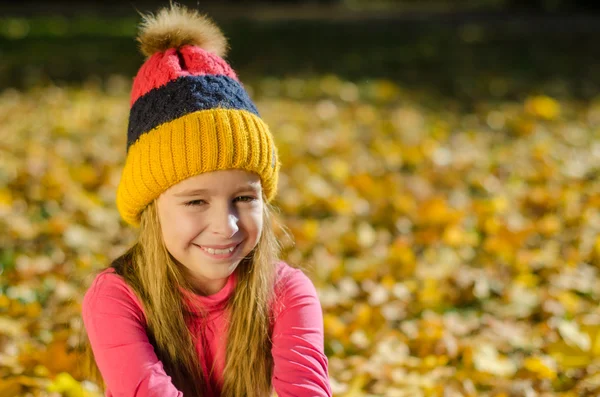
[127,74,260,149]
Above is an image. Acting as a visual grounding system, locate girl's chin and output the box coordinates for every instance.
[185,262,238,282]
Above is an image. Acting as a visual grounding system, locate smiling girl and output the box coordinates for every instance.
[80,4,331,397]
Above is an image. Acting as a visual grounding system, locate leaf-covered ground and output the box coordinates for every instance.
[1,76,600,396]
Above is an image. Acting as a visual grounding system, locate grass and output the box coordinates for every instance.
[0,15,599,103]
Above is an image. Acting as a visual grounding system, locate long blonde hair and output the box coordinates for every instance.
[81,198,284,396]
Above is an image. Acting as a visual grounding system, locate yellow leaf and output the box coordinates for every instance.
[25,301,42,318]
[509,116,535,136]
[326,159,349,182]
[0,378,22,397]
[538,214,562,236]
[0,294,10,309]
[525,95,560,120]
[523,356,557,380]
[442,224,465,247]
[393,193,416,214]
[578,324,600,357]
[353,303,372,327]
[483,217,501,235]
[419,197,453,226]
[514,273,539,288]
[345,373,368,396]
[548,322,600,370]
[47,372,85,397]
[418,278,443,308]
[548,341,592,369]
[301,219,319,241]
[323,314,346,339]
[329,196,352,215]
[34,365,50,377]
[556,291,581,314]
[594,235,600,259]
[0,188,13,208]
[380,274,396,290]
[388,238,416,273]
[70,164,99,189]
[401,145,425,167]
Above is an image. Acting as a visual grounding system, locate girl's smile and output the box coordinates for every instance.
[194,241,243,259]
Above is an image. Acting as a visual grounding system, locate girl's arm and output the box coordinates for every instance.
[82,272,183,397]
[271,267,333,397]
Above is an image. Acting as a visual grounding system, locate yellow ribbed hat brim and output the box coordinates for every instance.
[116,108,279,226]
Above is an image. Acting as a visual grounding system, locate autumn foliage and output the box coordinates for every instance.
[1,76,600,396]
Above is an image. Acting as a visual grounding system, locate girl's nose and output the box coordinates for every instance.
[211,205,239,238]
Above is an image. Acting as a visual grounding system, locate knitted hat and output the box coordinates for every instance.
[116,4,279,226]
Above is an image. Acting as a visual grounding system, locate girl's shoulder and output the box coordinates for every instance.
[82,267,147,323]
[273,261,320,313]
[85,267,131,296]
[275,261,311,289]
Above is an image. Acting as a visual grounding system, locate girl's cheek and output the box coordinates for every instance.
[244,206,264,229]
[164,209,198,237]
[180,212,206,233]
[238,202,262,218]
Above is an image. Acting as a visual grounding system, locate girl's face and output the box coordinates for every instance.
[156,169,263,295]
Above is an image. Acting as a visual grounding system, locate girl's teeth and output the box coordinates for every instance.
[203,246,235,255]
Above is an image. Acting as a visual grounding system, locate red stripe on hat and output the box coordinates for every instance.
[129,45,239,107]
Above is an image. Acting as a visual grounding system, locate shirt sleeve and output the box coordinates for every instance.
[271,267,332,397]
[81,272,183,397]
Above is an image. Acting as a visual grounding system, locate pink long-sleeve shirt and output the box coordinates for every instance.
[81,261,332,397]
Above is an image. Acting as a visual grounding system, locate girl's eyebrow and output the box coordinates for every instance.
[174,183,261,197]
[174,188,211,197]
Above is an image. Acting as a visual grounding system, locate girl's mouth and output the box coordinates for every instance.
[195,242,241,259]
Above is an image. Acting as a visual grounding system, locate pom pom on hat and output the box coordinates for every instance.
[137,3,228,57]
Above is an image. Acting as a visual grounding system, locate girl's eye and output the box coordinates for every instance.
[235,196,256,203]
[184,197,256,206]
[184,199,206,206]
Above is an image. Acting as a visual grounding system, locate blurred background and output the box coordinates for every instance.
[1,1,600,396]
